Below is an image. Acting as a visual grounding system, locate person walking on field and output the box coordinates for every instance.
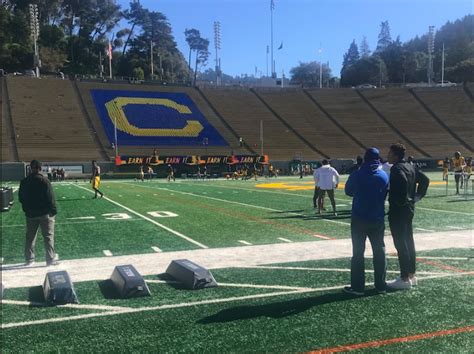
[314,159,339,216]
[343,148,388,296]
[19,160,59,266]
[91,160,104,198]
[386,143,429,290]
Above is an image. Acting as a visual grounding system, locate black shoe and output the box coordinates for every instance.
[376,288,387,294]
[343,286,364,296]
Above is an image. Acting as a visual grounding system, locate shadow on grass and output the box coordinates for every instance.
[197,290,382,324]
[98,279,122,299]
[28,286,45,303]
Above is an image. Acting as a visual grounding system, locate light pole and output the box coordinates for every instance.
[427,26,435,86]
[214,21,221,86]
[203,137,209,156]
[29,4,40,78]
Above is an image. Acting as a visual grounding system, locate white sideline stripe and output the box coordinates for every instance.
[446,226,463,230]
[415,228,435,232]
[67,216,96,220]
[151,246,162,253]
[0,300,130,311]
[124,183,350,226]
[335,204,347,207]
[387,256,470,261]
[278,237,293,243]
[145,279,311,291]
[238,240,252,245]
[416,206,474,216]
[240,265,446,275]
[4,272,473,329]
[72,184,208,249]
[103,250,113,257]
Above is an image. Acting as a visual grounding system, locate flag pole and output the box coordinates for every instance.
[108,41,112,79]
[270,0,274,78]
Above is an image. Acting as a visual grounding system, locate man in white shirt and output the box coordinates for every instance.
[314,159,340,216]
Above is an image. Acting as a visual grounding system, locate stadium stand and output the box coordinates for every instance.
[6,77,102,161]
[362,88,465,157]
[77,81,248,158]
[411,87,473,153]
[306,89,407,153]
[0,77,9,162]
[253,88,362,158]
[200,87,318,161]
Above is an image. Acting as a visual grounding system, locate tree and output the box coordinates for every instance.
[341,56,387,87]
[193,37,210,85]
[342,40,360,68]
[184,28,201,79]
[289,61,332,87]
[375,20,392,53]
[360,36,371,58]
[380,36,404,83]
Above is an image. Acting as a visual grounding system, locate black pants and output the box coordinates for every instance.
[350,218,386,291]
[389,212,415,278]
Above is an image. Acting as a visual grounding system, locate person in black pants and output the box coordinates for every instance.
[386,143,429,290]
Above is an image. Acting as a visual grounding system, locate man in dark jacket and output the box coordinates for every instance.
[387,143,429,290]
[19,160,59,266]
[343,148,389,295]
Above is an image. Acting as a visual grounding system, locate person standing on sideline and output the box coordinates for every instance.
[347,156,363,175]
[343,148,388,295]
[19,160,59,266]
[314,160,339,216]
[91,160,104,198]
[451,151,466,194]
[387,143,429,290]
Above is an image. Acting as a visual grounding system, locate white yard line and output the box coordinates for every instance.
[278,238,293,243]
[124,182,351,226]
[67,216,96,220]
[72,184,208,249]
[3,272,473,329]
[238,240,253,245]
[416,206,474,216]
[1,219,142,228]
[151,246,162,253]
[145,279,311,291]
[387,256,470,261]
[0,300,131,311]
[241,265,447,275]
[103,250,113,257]
[415,228,435,232]
[446,226,463,230]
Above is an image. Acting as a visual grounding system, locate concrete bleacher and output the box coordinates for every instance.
[306,89,407,154]
[77,81,248,158]
[200,87,318,161]
[6,77,102,162]
[413,87,473,153]
[362,88,464,158]
[254,88,362,158]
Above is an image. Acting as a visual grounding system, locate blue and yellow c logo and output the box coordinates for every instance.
[105,97,204,137]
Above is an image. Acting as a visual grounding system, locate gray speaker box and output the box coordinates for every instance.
[165,259,218,290]
[43,271,79,305]
[110,264,151,298]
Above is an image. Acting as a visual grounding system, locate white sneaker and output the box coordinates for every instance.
[387,277,412,290]
[410,276,417,286]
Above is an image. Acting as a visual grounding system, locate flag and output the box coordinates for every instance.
[271,0,275,10]
[106,41,112,59]
[278,42,283,50]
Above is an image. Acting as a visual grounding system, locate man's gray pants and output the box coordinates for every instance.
[25,214,56,263]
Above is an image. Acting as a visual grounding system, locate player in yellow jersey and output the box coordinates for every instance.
[90,160,104,198]
[451,152,466,194]
[442,157,449,181]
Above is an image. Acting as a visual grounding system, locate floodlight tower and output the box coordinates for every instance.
[427,26,435,86]
[29,4,40,78]
[214,21,221,86]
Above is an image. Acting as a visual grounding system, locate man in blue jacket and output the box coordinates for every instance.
[343,148,389,295]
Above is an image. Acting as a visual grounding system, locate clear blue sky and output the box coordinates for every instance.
[117,0,471,78]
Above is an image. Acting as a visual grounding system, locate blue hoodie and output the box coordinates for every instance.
[345,153,388,223]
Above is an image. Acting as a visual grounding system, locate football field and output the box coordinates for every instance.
[1,173,473,352]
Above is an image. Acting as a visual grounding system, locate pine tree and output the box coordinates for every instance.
[342,40,360,69]
[360,36,371,58]
[376,21,392,52]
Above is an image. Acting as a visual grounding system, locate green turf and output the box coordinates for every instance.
[1,250,472,353]
[2,174,472,264]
